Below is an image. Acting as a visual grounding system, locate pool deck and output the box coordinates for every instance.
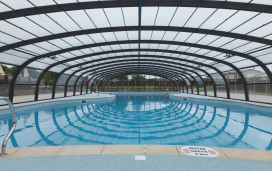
[0,93,115,110]
[170,93,272,108]
[0,145,271,171]
[2,145,272,161]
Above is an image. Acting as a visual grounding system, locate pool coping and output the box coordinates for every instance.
[0,93,115,110]
[1,145,272,162]
[170,93,272,108]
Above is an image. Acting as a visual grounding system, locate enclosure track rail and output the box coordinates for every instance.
[0,97,17,157]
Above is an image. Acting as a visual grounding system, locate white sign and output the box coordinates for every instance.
[181,146,219,157]
[135,155,146,160]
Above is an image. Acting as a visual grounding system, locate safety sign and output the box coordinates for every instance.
[181,146,219,157]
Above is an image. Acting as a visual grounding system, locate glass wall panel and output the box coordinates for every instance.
[15,68,42,84]
[67,85,74,97]
[211,74,225,85]
[68,76,78,85]
[229,84,245,100]
[198,85,205,95]
[248,84,272,103]
[38,87,53,100]
[206,85,214,96]
[57,74,69,85]
[55,86,65,98]
[216,85,227,98]
[13,85,35,103]
[0,64,16,105]
[76,87,81,95]
[240,67,268,84]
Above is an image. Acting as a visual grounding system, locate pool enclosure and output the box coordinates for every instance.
[0,0,271,104]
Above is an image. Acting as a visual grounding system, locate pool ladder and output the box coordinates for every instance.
[0,97,17,157]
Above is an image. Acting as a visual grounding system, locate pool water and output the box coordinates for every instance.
[0,93,271,150]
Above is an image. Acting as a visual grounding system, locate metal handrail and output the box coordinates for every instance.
[0,97,17,156]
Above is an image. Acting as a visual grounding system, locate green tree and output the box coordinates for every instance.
[42,71,58,86]
[117,75,129,81]
[1,64,18,76]
[131,74,146,81]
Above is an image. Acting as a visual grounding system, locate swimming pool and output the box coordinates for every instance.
[0,92,271,150]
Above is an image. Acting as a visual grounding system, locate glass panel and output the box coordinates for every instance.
[15,68,42,84]
[55,86,65,98]
[155,7,177,26]
[229,85,246,100]
[122,7,138,26]
[38,87,53,100]
[170,7,196,27]
[216,85,227,98]
[67,10,96,29]
[142,7,157,26]
[67,85,74,96]
[241,67,268,83]
[57,74,69,85]
[48,12,81,31]
[248,84,272,103]
[211,74,225,85]
[185,8,216,28]
[68,76,78,85]
[104,8,125,27]
[13,84,35,103]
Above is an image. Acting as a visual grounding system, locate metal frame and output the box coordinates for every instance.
[2,0,272,103]
[58,56,228,98]
[64,62,208,92]
[1,0,272,21]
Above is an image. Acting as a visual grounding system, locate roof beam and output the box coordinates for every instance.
[2,26,272,53]
[1,0,272,20]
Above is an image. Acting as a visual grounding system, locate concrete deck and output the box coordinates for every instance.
[170,93,272,108]
[1,155,272,171]
[0,93,115,110]
[2,145,272,162]
[0,145,271,171]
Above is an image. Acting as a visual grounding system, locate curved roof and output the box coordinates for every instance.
[0,0,271,102]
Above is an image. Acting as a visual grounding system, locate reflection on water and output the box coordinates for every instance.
[0,94,272,150]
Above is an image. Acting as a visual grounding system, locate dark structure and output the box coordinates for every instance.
[0,0,271,103]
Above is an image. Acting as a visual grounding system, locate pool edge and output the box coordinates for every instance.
[2,145,272,162]
[170,93,272,108]
[0,93,115,110]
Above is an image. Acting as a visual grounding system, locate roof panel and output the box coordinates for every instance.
[170,7,196,27]
[185,8,216,28]
[48,12,81,32]
[142,7,157,26]
[200,9,237,30]
[232,13,272,35]
[27,14,66,34]
[0,0,33,10]
[122,7,138,26]
[155,7,177,26]
[104,8,125,27]
[67,10,96,30]
[216,11,258,32]
[0,21,36,40]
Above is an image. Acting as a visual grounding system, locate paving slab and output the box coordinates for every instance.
[102,145,145,155]
[57,145,104,156]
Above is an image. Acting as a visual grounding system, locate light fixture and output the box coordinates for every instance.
[225,53,233,57]
[49,55,57,60]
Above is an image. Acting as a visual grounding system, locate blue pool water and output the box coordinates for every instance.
[0,93,271,150]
